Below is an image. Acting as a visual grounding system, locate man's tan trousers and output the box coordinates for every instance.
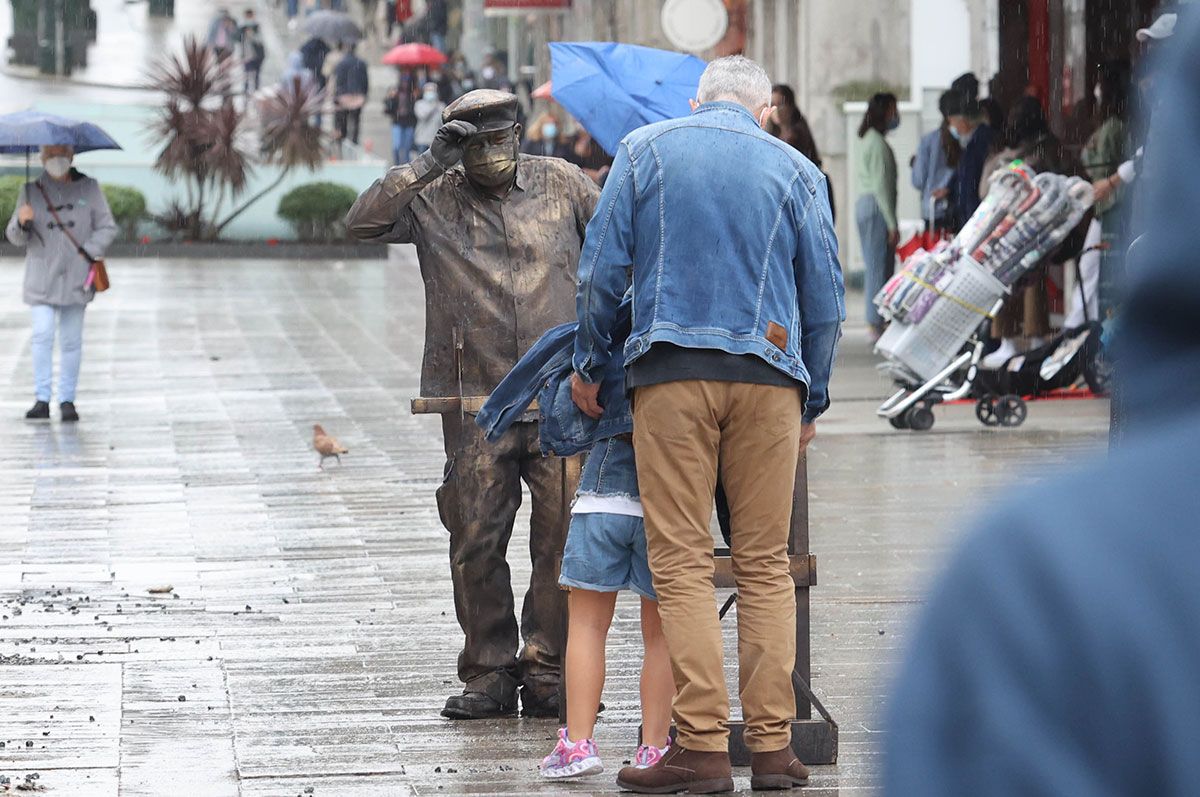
[633,379,803,753]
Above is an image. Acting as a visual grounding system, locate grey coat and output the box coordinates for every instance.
[5,172,117,307]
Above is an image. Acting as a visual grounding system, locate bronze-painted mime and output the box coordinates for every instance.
[346,90,600,718]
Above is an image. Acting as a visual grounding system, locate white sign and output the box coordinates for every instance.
[661,0,729,53]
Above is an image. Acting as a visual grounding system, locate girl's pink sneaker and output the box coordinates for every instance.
[540,727,603,779]
[633,742,670,769]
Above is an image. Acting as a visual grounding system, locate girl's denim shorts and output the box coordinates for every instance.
[559,437,656,600]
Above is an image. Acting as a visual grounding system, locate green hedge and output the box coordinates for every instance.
[0,175,25,226]
[277,182,358,242]
[102,184,147,240]
[0,177,146,241]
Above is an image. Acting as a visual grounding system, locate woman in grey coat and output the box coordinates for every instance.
[5,145,117,421]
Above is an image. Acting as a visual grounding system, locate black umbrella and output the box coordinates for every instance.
[304,10,363,44]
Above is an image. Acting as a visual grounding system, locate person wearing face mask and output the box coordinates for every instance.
[345,90,600,721]
[412,82,446,155]
[945,89,997,230]
[520,112,571,160]
[855,92,900,340]
[5,145,117,422]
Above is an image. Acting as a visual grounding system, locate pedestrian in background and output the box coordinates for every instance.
[333,43,369,150]
[206,7,240,64]
[946,90,997,229]
[412,82,445,155]
[572,55,843,794]
[856,91,900,340]
[911,90,958,232]
[565,128,612,184]
[6,145,117,423]
[1065,59,1132,329]
[768,83,835,220]
[521,112,571,159]
[384,72,418,164]
[979,96,1080,368]
[300,35,331,127]
[240,9,265,95]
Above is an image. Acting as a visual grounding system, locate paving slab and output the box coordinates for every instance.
[0,252,1110,794]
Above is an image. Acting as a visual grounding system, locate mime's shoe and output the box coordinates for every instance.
[441,690,517,720]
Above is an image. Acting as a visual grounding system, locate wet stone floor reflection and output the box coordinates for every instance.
[0,255,1110,796]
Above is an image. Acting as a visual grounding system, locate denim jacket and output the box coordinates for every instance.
[477,298,633,457]
[573,101,846,422]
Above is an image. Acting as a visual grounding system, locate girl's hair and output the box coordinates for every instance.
[858,92,897,138]
[1096,59,1131,121]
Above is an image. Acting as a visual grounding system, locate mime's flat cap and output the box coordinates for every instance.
[443,89,520,132]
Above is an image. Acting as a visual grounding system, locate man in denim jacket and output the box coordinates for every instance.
[572,56,844,793]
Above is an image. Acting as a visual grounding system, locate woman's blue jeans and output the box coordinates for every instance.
[31,303,86,403]
[392,124,416,165]
[856,194,894,330]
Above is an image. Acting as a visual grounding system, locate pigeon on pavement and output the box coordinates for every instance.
[313,424,349,469]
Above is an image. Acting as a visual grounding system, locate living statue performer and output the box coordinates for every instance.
[346,89,600,719]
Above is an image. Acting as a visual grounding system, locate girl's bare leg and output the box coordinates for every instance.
[639,596,675,748]
[566,589,618,741]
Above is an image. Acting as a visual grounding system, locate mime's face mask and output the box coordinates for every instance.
[462,127,519,190]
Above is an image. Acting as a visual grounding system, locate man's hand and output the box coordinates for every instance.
[430,120,478,169]
[887,228,900,249]
[931,187,950,200]
[570,372,603,420]
[17,204,34,226]
[799,422,817,454]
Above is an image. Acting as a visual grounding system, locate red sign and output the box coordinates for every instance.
[484,0,571,10]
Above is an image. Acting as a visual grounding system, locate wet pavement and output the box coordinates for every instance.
[0,252,1110,795]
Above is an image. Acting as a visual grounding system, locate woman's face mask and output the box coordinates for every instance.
[541,123,558,140]
[462,128,519,189]
[43,156,72,179]
[886,115,900,132]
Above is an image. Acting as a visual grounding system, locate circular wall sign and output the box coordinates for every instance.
[661,0,729,53]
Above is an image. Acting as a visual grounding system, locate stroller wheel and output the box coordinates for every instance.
[905,403,936,432]
[889,413,910,430]
[996,395,1028,428]
[975,396,1001,427]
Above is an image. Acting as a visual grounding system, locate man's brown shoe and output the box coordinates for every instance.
[616,744,734,794]
[750,746,810,790]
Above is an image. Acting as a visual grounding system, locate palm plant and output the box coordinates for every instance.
[148,37,325,240]
[213,76,326,236]
[148,37,248,240]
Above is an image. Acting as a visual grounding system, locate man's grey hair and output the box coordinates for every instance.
[696,55,772,110]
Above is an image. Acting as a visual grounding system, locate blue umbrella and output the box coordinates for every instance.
[0,110,122,181]
[549,42,706,155]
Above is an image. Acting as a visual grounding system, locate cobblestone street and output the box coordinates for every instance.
[0,253,1110,795]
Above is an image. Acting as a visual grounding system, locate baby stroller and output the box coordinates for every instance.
[874,163,1095,431]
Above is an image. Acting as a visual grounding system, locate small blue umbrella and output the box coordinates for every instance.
[0,110,122,181]
[549,42,706,156]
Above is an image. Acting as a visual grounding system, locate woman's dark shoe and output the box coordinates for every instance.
[750,745,810,790]
[616,745,734,794]
[25,401,50,420]
[60,402,79,422]
[440,690,518,720]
